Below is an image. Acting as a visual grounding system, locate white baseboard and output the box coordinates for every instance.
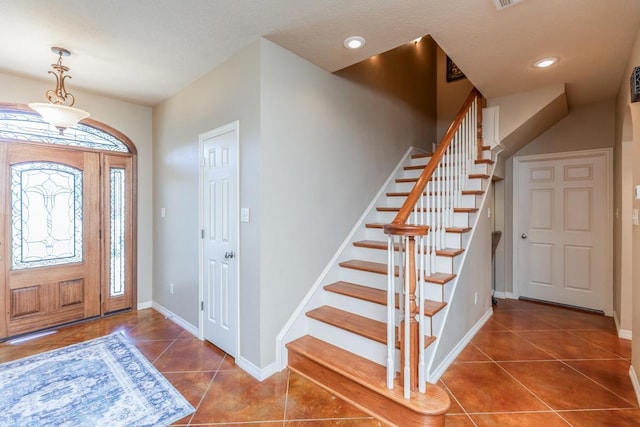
[613,312,633,340]
[429,308,493,382]
[630,366,640,406]
[137,300,152,310]
[151,302,199,338]
[236,356,280,381]
[493,291,517,300]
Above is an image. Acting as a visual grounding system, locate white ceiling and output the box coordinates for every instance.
[1,0,639,107]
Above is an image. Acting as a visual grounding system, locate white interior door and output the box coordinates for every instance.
[199,122,238,357]
[514,150,611,313]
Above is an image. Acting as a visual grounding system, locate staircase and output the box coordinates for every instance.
[283,89,494,427]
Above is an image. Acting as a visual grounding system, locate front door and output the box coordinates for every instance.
[1,143,101,337]
[515,150,611,313]
[200,122,238,356]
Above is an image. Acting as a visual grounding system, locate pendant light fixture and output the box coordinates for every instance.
[29,47,90,134]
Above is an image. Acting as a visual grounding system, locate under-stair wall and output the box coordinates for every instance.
[276,147,420,368]
[278,143,497,375]
[428,167,495,380]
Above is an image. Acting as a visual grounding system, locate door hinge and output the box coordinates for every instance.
[201,229,205,239]
[201,301,204,311]
[200,157,206,168]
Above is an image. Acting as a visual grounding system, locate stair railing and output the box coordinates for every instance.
[383,88,483,398]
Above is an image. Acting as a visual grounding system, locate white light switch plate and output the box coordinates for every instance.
[240,208,250,223]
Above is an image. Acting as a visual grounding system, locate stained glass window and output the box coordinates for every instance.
[11,162,83,269]
[110,168,126,297]
[0,110,129,152]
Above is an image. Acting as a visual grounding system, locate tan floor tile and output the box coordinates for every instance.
[479,317,509,332]
[559,409,640,426]
[569,329,632,358]
[491,310,560,331]
[444,414,475,426]
[453,343,492,362]
[532,310,616,331]
[133,339,175,362]
[285,371,370,420]
[471,412,570,426]
[441,362,548,413]
[153,336,230,372]
[439,380,464,414]
[471,331,555,361]
[566,359,639,407]
[189,369,288,423]
[500,361,634,410]
[284,419,381,426]
[517,330,622,360]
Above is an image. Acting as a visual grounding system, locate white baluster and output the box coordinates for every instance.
[386,234,395,390]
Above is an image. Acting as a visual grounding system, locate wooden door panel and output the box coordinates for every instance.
[101,155,134,314]
[2,144,100,338]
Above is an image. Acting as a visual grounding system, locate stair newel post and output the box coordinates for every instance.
[383,223,428,399]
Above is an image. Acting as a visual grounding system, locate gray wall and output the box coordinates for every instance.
[153,38,437,368]
[152,40,262,363]
[614,24,640,377]
[499,101,615,299]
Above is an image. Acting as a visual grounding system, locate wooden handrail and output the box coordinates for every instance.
[390,88,482,226]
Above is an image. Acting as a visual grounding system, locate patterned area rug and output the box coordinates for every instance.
[0,332,194,427]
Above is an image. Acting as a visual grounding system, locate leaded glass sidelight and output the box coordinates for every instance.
[11,162,83,270]
[110,168,126,297]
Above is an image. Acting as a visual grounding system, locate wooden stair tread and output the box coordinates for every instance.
[339,260,456,285]
[410,152,433,159]
[446,226,472,233]
[324,281,447,316]
[469,173,490,179]
[386,190,484,197]
[396,175,487,183]
[307,306,436,349]
[354,240,464,257]
[307,306,388,345]
[403,159,492,170]
[287,335,450,418]
[476,158,494,165]
[377,206,478,213]
[366,223,471,234]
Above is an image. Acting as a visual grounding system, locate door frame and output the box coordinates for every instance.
[198,120,240,357]
[512,148,613,315]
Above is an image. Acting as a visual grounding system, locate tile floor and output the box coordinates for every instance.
[0,298,638,426]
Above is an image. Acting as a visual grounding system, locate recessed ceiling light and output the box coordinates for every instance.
[344,36,366,49]
[533,57,559,68]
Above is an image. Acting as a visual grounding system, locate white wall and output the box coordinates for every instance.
[0,72,154,304]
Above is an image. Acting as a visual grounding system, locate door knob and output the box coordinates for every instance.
[521,233,527,239]
[224,251,235,259]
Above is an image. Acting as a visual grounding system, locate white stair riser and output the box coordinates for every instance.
[326,292,388,322]
[349,247,459,273]
[308,318,387,366]
[401,163,489,179]
[384,195,477,208]
[375,210,471,227]
[339,269,389,288]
